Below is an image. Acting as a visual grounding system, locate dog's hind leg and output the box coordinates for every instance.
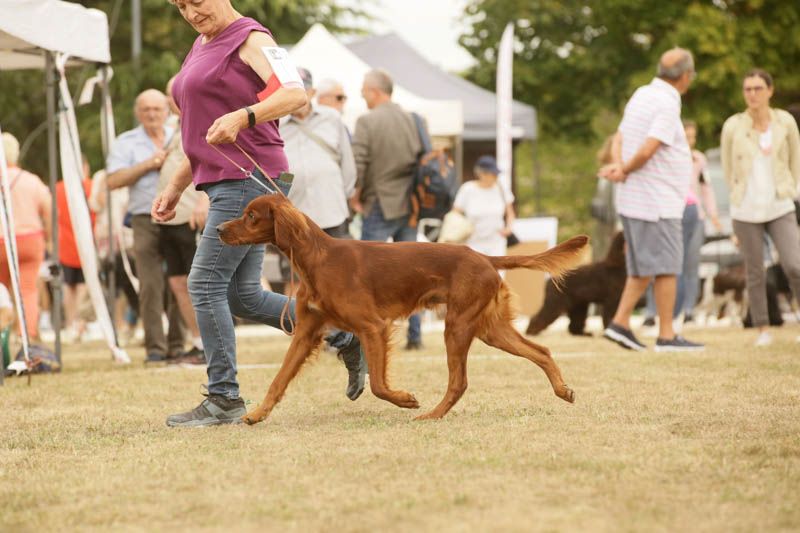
[360,322,420,409]
[243,311,327,425]
[479,319,575,404]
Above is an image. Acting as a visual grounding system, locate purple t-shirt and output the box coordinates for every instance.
[172,17,289,186]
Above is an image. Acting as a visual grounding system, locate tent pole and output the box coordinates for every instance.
[99,66,117,342]
[532,139,542,215]
[46,52,62,365]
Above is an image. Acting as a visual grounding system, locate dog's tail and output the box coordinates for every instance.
[488,235,589,284]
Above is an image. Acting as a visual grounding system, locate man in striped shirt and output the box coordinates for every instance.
[599,48,704,352]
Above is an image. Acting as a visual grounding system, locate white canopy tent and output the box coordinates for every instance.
[0,0,111,69]
[289,24,464,138]
[0,0,128,374]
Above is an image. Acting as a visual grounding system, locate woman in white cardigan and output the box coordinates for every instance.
[721,69,800,346]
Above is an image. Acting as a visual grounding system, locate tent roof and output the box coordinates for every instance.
[0,0,110,70]
[347,33,537,141]
[289,24,463,137]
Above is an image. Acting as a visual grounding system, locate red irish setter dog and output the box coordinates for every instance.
[217,194,588,424]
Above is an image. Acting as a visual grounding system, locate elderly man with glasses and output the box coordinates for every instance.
[316,78,348,114]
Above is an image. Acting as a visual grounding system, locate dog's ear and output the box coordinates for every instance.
[272,197,310,250]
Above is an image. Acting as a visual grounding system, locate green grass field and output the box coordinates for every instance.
[1,323,799,532]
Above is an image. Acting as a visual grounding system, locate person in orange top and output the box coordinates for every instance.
[56,155,95,342]
[0,132,52,340]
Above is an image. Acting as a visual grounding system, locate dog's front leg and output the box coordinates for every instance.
[243,311,326,425]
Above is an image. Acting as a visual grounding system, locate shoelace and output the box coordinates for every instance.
[209,141,296,336]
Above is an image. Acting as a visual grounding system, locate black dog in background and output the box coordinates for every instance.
[526,232,626,336]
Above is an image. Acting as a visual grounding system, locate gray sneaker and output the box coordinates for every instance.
[338,336,367,401]
[165,395,246,427]
[654,336,704,352]
[604,323,646,351]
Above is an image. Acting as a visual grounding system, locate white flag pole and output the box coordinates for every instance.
[496,22,515,199]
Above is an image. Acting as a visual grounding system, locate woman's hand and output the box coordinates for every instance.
[151,184,183,223]
[499,226,514,237]
[206,109,248,145]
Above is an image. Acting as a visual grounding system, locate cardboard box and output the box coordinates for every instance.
[504,241,550,316]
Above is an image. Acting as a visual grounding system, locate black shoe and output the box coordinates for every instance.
[165,394,246,427]
[404,340,423,351]
[145,352,167,364]
[603,323,646,351]
[338,336,367,401]
[168,346,206,365]
[642,317,656,327]
[654,335,704,352]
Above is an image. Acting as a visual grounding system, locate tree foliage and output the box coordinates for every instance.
[460,0,800,145]
[461,1,800,237]
[0,0,366,176]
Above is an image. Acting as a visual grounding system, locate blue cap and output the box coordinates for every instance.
[475,155,500,174]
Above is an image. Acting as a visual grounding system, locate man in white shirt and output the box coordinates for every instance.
[599,48,704,352]
[280,68,356,238]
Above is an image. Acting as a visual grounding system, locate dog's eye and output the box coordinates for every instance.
[247,212,255,220]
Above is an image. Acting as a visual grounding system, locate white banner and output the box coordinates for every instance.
[0,123,30,365]
[56,54,130,364]
[496,22,515,201]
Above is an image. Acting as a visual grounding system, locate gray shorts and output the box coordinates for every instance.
[620,215,682,277]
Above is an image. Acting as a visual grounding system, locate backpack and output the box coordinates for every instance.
[4,344,61,376]
[409,113,458,228]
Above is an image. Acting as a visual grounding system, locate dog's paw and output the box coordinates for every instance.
[414,410,443,421]
[397,392,420,409]
[558,386,576,404]
[242,410,266,425]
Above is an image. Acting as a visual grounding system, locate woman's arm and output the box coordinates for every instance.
[720,117,735,188]
[785,111,800,189]
[502,202,516,236]
[205,31,307,145]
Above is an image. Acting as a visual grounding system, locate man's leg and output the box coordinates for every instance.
[166,288,186,357]
[612,275,653,329]
[395,216,423,348]
[653,274,677,340]
[163,223,204,357]
[131,216,167,360]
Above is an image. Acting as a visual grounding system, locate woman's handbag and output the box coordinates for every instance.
[438,210,474,243]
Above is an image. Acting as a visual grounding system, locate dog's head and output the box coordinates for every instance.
[217,194,309,249]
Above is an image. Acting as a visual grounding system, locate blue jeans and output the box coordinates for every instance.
[189,172,352,399]
[645,203,701,319]
[360,201,421,344]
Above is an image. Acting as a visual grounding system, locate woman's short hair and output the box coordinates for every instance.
[2,132,20,166]
[744,68,773,88]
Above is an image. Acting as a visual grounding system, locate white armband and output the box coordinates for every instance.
[261,47,303,87]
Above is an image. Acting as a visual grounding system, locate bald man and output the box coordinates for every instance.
[598,48,704,353]
[107,88,186,363]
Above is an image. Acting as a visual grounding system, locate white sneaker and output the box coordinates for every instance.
[755,331,773,347]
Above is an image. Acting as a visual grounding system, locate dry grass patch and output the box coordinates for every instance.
[1,324,799,532]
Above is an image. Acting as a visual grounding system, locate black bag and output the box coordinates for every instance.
[409,113,458,227]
